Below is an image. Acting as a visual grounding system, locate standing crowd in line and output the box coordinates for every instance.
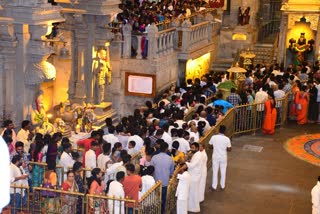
[2,59,320,213]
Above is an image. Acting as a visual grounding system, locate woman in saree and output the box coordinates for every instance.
[289,80,301,120]
[295,85,309,125]
[32,137,44,187]
[87,168,106,213]
[262,91,277,135]
[61,170,79,214]
[41,160,58,213]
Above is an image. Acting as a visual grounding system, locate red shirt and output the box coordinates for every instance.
[77,138,101,166]
[123,175,142,207]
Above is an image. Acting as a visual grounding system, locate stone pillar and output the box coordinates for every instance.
[0,18,17,122]
[315,16,320,61]
[147,24,158,59]
[122,24,132,59]
[277,14,288,65]
[181,19,192,52]
[205,13,214,42]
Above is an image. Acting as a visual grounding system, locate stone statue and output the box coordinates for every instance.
[92,49,112,104]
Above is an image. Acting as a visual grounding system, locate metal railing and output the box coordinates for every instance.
[5,181,162,214]
[199,94,289,164]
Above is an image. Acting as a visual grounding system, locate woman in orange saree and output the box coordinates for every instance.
[262,91,277,135]
[295,85,309,125]
[289,80,301,120]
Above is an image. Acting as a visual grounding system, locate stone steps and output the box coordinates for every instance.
[252,43,274,65]
[92,102,119,129]
[210,58,234,73]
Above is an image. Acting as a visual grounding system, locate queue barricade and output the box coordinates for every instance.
[32,186,86,214]
[138,181,162,213]
[3,185,30,214]
[164,166,181,214]
[86,193,137,214]
[29,161,65,187]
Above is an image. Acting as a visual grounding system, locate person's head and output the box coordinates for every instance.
[230,88,236,93]
[90,140,99,151]
[216,93,223,99]
[90,168,103,186]
[191,142,200,153]
[172,141,179,150]
[66,170,75,183]
[122,154,132,165]
[3,135,13,146]
[15,141,24,154]
[21,120,31,130]
[11,154,22,166]
[63,141,72,153]
[3,129,13,138]
[125,163,135,175]
[116,171,125,182]
[128,140,136,149]
[108,126,115,134]
[3,119,14,129]
[155,129,164,138]
[219,125,226,134]
[141,165,155,176]
[102,143,112,155]
[105,117,113,127]
[72,161,83,174]
[91,131,100,141]
[160,142,169,153]
[113,142,122,151]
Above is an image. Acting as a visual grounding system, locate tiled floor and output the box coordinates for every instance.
[199,121,319,214]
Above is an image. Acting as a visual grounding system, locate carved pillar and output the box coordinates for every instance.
[135,34,143,59]
[0,18,17,122]
[181,20,192,52]
[205,13,214,42]
[277,14,288,65]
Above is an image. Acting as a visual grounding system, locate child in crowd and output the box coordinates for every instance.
[127,141,138,156]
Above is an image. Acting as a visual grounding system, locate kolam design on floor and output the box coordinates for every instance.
[284,134,320,166]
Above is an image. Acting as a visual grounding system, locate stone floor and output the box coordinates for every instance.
[200,121,320,214]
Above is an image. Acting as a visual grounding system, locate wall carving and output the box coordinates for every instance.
[288,14,319,30]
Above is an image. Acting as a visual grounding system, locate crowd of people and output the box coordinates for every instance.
[2,59,320,213]
[115,0,210,33]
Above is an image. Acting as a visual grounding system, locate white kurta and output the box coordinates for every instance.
[127,135,144,151]
[186,151,202,212]
[139,175,156,199]
[97,153,111,172]
[102,134,119,149]
[176,171,191,214]
[85,149,96,178]
[176,138,190,154]
[60,151,75,181]
[311,181,320,214]
[16,129,30,154]
[199,150,208,202]
[108,181,125,214]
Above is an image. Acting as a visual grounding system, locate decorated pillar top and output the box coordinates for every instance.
[281,0,320,13]
[0,0,64,25]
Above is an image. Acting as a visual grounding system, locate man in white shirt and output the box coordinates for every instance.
[0,137,10,213]
[16,120,31,154]
[311,176,320,214]
[108,171,125,214]
[60,142,75,181]
[97,143,112,172]
[176,129,190,154]
[185,143,203,213]
[175,165,191,214]
[209,125,231,191]
[255,86,269,126]
[103,126,119,149]
[85,141,99,178]
[10,154,29,212]
[155,129,173,149]
[199,143,208,203]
